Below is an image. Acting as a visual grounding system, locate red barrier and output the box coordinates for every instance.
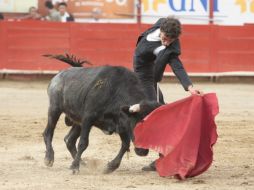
[0,21,254,73]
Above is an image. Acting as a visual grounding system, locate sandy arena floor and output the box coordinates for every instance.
[0,80,253,190]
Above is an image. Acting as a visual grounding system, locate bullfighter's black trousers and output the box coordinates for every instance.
[133,57,165,104]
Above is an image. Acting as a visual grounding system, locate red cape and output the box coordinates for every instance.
[134,93,219,179]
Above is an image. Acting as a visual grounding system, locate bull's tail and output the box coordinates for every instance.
[43,53,92,67]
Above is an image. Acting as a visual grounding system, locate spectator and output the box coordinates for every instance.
[58,2,75,22]
[44,0,61,21]
[91,7,102,21]
[0,13,4,20]
[20,6,42,20]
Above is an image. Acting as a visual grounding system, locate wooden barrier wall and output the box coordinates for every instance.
[0,20,254,73]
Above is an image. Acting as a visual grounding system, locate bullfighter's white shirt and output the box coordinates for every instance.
[146,28,166,56]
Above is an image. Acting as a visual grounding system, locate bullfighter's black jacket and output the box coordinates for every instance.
[133,18,192,91]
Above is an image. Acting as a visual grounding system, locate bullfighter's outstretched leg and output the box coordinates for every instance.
[70,118,93,174]
[64,125,81,159]
[43,106,61,167]
[104,132,130,174]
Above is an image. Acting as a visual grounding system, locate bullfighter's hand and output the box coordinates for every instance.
[188,85,203,96]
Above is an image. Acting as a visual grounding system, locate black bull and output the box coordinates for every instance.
[43,55,161,174]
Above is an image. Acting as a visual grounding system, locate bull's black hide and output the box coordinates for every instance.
[43,54,160,174]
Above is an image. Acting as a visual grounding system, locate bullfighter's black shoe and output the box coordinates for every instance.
[142,161,156,171]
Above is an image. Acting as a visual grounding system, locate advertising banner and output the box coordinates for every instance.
[141,0,254,25]
[215,0,254,25]
[141,0,210,24]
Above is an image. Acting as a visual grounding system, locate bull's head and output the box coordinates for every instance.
[120,101,161,156]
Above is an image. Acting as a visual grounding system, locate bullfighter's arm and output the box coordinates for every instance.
[168,55,193,91]
[154,50,193,91]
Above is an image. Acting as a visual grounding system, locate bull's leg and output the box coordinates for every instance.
[70,119,92,174]
[64,125,81,159]
[43,106,61,167]
[104,132,130,174]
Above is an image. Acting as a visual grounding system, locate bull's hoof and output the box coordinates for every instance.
[44,158,54,167]
[103,162,119,174]
[44,150,54,167]
[103,167,115,174]
[70,161,80,174]
[72,168,80,175]
[134,147,149,156]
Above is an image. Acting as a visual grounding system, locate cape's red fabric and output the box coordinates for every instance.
[134,93,219,179]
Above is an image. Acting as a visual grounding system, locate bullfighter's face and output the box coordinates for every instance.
[160,32,175,47]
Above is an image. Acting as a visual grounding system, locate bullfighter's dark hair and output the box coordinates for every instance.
[160,17,181,39]
[45,1,54,9]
